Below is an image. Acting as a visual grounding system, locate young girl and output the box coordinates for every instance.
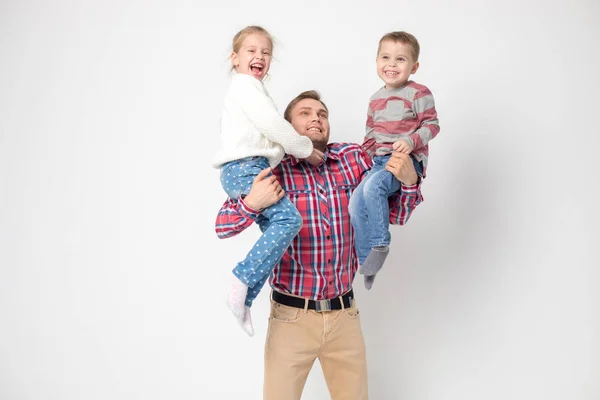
[213,26,320,336]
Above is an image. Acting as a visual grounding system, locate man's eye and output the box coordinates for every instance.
[398,58,405,62]
[248,49,255,53]
[382,56,389,60]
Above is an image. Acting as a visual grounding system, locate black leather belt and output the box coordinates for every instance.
[272,289,354,312]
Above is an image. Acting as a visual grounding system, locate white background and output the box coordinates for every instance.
[1,0,598,399]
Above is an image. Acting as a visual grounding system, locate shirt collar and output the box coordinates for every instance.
[284,144,340,167]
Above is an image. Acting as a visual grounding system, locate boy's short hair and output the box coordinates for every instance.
[284,90,328,123]
[377,31,420,61]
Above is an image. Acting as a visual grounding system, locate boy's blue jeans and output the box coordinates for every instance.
[349,154,423,265]
[220,156,302,307]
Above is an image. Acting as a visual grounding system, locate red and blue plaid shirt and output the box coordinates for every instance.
[215,143,423,300]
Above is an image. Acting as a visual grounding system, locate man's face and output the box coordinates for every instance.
[289,98,330,150]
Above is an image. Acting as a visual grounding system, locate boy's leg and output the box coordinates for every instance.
[349,175,371,265]
[360,167,401,277]
[264,300,321,400]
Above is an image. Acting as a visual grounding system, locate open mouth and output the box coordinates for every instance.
[385,71,399,76]
[250,64,264,75]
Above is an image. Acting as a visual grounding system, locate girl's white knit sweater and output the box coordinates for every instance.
[213,74,313,168]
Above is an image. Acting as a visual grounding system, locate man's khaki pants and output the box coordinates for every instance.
[263,295,368,400]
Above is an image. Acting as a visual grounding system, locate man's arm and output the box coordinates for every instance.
[215,168,284,239]
[385,151,423,225]
[388,182,423,225]
[215,197,261,239]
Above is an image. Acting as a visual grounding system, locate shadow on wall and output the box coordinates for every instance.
[361,149,515,399]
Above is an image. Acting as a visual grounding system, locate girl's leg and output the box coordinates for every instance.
[220,157,273,331]
[239,195,302,305]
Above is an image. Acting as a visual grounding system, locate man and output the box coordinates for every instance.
[215,91,422,399]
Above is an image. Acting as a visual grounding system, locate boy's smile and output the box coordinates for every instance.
[376,40,419,89]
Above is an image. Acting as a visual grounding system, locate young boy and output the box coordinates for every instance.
[349,31,440,289]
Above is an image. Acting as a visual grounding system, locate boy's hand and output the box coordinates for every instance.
[303,148,324,166]
[392,139,412,154]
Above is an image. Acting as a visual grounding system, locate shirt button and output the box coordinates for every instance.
[328,259,332,263]
[327,235,331,240]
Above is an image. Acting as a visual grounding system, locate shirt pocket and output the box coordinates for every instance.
[333,184,355,199]
[285,183,314,200]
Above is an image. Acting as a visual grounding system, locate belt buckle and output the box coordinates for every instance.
[315,299,331,312]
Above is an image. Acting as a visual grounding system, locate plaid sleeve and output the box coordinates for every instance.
[388,181,423,225]
[215,197,261,239]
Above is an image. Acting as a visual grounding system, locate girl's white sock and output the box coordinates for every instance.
[227,274,248,321]
[241,306,255,337]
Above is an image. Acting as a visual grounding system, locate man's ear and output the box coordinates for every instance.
[411,61,420,74]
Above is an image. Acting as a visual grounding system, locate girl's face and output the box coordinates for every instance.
[231,33,272,80]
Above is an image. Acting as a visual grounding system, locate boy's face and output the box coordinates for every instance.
[376,40,419,89]
[231,33,272,81]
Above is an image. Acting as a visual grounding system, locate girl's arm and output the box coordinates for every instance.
[232,75,313,158]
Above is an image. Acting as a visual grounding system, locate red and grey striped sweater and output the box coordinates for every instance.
[363,81,440,176]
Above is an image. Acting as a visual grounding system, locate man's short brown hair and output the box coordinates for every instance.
[283,90,329,123]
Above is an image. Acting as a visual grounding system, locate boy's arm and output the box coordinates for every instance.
[405,86,440,150]
[232,75,313,158]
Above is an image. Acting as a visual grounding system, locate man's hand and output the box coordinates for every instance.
[303,148,324,166]
[392,139,412,154]
[385,152,419,186]
[243,168,284,211]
